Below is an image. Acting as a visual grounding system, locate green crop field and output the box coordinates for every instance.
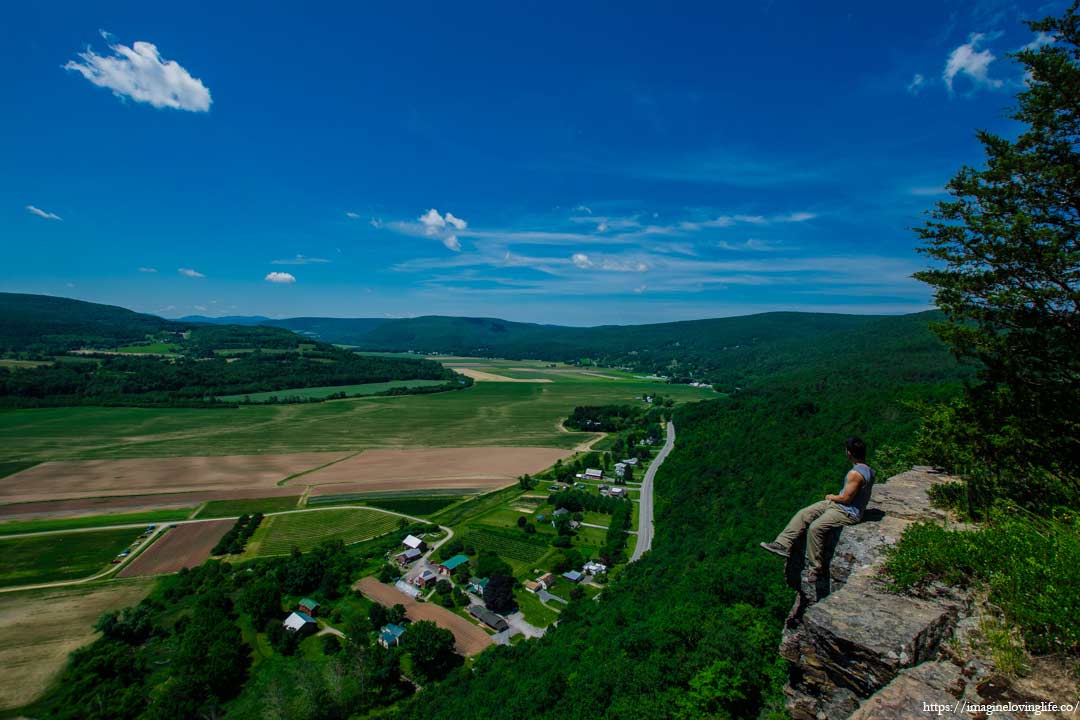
[194,496,301,518]
[0,373,710,461]
[307,493,466,517]
[241,508,403,558]
[0,527,142,587]
[216,379,447,402]
[0,509,191,536]
[460,527,550,566]
[115,343,182,354]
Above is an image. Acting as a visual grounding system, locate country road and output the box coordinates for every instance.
[630,421,675,563]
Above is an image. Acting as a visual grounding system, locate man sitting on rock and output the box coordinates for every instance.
[759,436,876,581]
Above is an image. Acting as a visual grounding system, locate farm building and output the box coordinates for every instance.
[584,468,603,480]
[396,548,422,566]
[609,487,627,498]
[583,561,607,575]
[614,462,628,477]
[523,579,541,593]
[402,534,426,551]
[562,570,583,583]
[395,579,422,598]
[414,568,439,588]
[379,623,407,648]
[298,598,319,615]
[439,554,470,575]
[537,572,556,590]
[468,576,489,595]
[621,458,639,466]
[467,605,509,632]
[283,612,316,633]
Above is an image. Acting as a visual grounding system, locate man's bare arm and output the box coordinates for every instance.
[826,470,863,504]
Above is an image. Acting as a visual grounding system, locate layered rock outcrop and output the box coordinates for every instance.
[780,467,973,719]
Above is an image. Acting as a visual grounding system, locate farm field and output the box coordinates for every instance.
[117,520,233,577]
[194,495,301,518]
[0,509,190,536]
[0,527,141,587]
[217,379,448,402]
[0,488,298,520]
[0,452,346,504]
[460,526,552,573]
[0,579,153,712]
[0,371,712,461]
[307,493,466,516]
[241,508,403,558]
[302,447,568,489]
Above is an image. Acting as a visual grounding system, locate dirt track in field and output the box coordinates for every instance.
[0,579,153,711]
[450,367,551,383]
[0,452,346,504]
[302,447,568,493]
[118,520,233,577]
[354,577,493,656]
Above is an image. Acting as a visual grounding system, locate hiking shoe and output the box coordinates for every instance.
[759,541,789,559]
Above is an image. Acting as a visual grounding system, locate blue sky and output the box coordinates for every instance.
[0,0,1061,325]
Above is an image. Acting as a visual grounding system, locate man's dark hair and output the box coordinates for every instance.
[845,436,867,462]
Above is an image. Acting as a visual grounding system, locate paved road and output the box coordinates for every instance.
[629,421,675,563]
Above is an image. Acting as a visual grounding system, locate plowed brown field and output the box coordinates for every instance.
[118,520,233,577]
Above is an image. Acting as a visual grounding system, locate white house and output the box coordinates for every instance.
[583,561,607,575]
[614,463,628,477]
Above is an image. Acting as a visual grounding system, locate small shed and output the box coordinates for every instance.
[283,611,316,633]
[562,570,583,583]
[553,507,570,517]
[298,597,319,616]
[438,554,470,575]
[379,623,407,648]
[584,468,603,480]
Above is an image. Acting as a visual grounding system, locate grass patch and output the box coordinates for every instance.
[0,509,190,536]
[243,508,403,558]
[115,343,182,354]
[513,588,560,627]
[885,508,1080,655]
[0,527,143,587]
[195,496,301,518]
[217,379,448,402]
[357,496,465,517]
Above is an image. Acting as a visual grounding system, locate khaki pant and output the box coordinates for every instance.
[775,500,858,571]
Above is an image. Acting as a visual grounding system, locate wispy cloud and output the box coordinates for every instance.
[26,205,62,220]
[345,212,361,219]
[906,73,926,95]
[265,271,296,284]
[138,266,157,273]
[944,33,1003,95]
[271,254,329,265]
[178,267,205,278]
[64,33,211,112]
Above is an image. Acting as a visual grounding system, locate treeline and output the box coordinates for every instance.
[0,348,456,407]
[548,489,623,515]
[211,513,263,555]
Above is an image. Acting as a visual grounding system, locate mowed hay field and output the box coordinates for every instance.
[118,520,233,577]
[242,508,402,558]
[0,579,154,712]
[0,452,345,504]
[0,373,714,462]
[0,527,142,588]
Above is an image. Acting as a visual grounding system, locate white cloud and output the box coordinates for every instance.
[572,253,593,269]
[64,36,211,111]
[419,208,447,232]
[271,254,329,265]
[445,212,467,230]
[26,205,62,220]
[138,266,157,273]
[906,73,926,95]
[345,211,360,219]
[416,209,465,251]
[370,217,383,228]
[1019,31,1054,52]
[574,205,592,214]
[775,211,816,223]
[597,222,608,232]
[265,271,297,284]
[194,305,208,312]
[178,267,205,278]
[944,33,1003,95]
[443,234,461,251]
